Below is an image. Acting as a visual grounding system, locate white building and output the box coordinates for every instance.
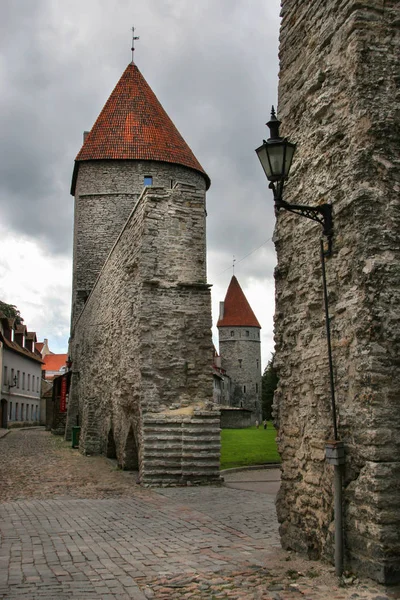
[0,317,43,427]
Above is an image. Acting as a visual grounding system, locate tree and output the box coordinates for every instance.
[261,354,279,420]
[0,301,23,324]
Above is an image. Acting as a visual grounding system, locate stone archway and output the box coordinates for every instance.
[0,399,8,429]
[123,426,139,470]
[106,428,117,459]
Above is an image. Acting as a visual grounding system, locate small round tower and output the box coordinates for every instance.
[70,62,210,327]
[217,276,262,421]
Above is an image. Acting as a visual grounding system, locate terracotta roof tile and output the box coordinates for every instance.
[42,354,68,372]
[71,63,210,193]
[217,276,261,328]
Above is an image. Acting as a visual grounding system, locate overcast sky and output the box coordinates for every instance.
[0,0,281,368]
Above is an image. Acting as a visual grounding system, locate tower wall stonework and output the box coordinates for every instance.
[275,0,400,583]
[66,181,220,485]
[219,326,261,419]
[71,160,206,326]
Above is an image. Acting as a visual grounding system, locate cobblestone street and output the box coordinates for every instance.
[0,429,398,599]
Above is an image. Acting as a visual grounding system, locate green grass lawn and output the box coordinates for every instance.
[220,423,280,470]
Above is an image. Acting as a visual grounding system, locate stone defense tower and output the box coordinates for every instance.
[217,276,262,421]
[67,62,220,486]
[274,0,400,584]
[70,62,210,327]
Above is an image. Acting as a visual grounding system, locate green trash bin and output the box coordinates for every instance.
[72,426,81,449]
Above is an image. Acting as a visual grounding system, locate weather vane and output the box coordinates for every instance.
[131,26,139,64]
[232,255,236,275]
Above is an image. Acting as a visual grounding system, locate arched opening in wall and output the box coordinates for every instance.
[123,426,139,470]
[106,428,117,459]
[0,399,8,429]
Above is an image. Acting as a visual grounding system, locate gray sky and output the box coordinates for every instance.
[0,0,281,367]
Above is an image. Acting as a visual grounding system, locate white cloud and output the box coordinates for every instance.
[0,228,71,353]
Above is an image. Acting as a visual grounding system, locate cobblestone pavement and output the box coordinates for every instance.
[0,429,399,599]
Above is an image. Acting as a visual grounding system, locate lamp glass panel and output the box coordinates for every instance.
[266,143,285,178]
[256,144,273,179]
[284,143,296,178]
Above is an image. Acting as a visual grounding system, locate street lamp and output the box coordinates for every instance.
[256,107,333,252]
[256,107,344,577]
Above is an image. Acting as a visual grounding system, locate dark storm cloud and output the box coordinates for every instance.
[0,0,280,264]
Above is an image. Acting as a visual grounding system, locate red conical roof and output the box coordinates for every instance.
[71,63,210,194]
[217,276,261,328]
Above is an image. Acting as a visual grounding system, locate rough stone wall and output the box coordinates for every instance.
[71,160,206,327]
[219,326,262,420]
[66,180,220,484]
[220,409,252,429]
[275,0,400,583]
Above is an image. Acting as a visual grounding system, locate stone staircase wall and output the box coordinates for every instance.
[141,411,221,486]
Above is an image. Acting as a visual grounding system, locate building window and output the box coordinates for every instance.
[256,383,259,393]
[257,332,260,338]
[21,404,24,421]
[9,402,12,420]
[256,359,259,369]
[246,330,249,337]
[37,378,39,393]
[27,374,30,391]
[32,375,35,391]
[3,366,7,387]
[243,385,246,394]
[22,373,25,390]
[238,359,242,368]
[31,405,33,420]
[144,176,153,186]
[17,370,20,388]
[230,331,234,337]
[11,368,14,385]
[15,403,19,420]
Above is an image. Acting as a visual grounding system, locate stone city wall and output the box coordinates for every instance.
[274,0,400,583]
[67,182,220,485]
[71,160,206,327]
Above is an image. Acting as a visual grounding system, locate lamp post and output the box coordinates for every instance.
[8,375,17,390]
[256,107,345,577]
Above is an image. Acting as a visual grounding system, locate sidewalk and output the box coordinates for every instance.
[223,465,281,495]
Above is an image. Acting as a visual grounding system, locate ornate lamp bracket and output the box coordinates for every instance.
[269,182,333,256]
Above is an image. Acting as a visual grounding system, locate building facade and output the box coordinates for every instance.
[0,317,42,427]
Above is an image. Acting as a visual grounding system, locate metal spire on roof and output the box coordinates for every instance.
[232,255,236,275]
[131,26,139,64]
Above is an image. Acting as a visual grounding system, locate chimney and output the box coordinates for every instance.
[219,301,224,321]
[41,338,51,357]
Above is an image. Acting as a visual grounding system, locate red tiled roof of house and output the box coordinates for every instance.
[71,63,210,194]
[217,276,261,328]
[42,354,68,372]
[36,342,44,353]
